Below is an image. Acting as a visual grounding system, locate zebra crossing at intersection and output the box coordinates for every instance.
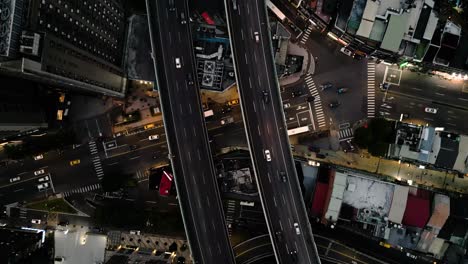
[367,62,376,118]
[63,183,101,197]
[304,74,326,128]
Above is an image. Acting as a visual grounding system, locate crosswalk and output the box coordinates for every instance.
[300,25,313,45]
[63,183,101,197]
[135,170,150,180]
[89,141,104,180]
[367,62,376,118]
[338,128,354,141]
[225,200,237,237]
[305,74,326,128]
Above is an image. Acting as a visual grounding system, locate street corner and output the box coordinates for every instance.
[383,67,402,86]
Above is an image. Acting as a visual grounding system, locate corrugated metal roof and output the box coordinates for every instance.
[388,185,409,224]
[380,13,409,52]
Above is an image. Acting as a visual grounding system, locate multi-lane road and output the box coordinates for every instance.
[375,64,468,132]
[226,0,320,263]
[146,0,235,263]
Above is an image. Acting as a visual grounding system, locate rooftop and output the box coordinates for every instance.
[54,228,106,264]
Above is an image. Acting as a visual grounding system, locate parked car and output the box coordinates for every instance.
[175,58,181,69]
[34,169,45,176]
[283,103,291,109]
[31,219,41,224]
[306,96,315,102]
[38,176,49,182]
[37,183,49,191]
[319,82,333,90]
[424,107,437,114]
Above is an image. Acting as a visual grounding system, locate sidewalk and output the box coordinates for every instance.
[279,42,315,87]
[292,145,468,195]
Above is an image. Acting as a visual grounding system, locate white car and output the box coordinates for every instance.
[264,150,272,162]
[175,58,181,69]
[340,47,353,57]
[148,135,160,141]
[31,219,41,224]
[254,31,260,42]
[9,177,20,183]
[34,169,45,176]
[283,103,291,109]
[424,107,437,114]
[33,154,44,160]
[38,176,49,182]
[294,222,300,235]
[37,183,49,191]
[308,160,320,167]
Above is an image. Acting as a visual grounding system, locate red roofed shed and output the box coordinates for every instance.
[402,195,430,228]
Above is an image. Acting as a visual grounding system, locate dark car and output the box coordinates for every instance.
[308,146,320,153]
[280,171,287,182]
[316,153,326,159]
[306,96,315,102]
[275,231,283,242]
[262,90,270,104]
[130,145,138,150]
[177,257,185,264]
[291,90,303,97]
[187,73,194,85]
[329,101,340,108]
[289,250,298,262]
[337,87,349,94]
[319,82,333,90]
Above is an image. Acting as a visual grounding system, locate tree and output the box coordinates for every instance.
[353,127,370,148]
[101,172,133,192]
[352,118,395,156]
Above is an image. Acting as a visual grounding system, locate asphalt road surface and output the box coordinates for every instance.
[226,0,321,263]
[374,65,468,132]
[146,0,235,263]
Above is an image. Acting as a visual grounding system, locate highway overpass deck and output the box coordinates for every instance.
[146,0,235,263]
[225,0,321,263]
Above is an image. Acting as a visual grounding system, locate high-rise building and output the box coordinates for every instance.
[0,0,127,97]
[0,227,44,263]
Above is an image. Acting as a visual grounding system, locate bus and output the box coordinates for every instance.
[287,126,310,136]
[266,0,286,21]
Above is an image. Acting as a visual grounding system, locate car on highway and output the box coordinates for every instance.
[294,222,300,235]
[283,103,291,109]
[38,176,49,182]
[279,171,287,182]
[262,90,269,104]
[289,250,298,262]
[33,154,44,160]
[406,252,417,259]
[9,177,20,183]
[148,135,160,141]
[320,82,333,90]
[34,169,45,176]
[254,31,260,42]
[69,159,80,166]
[291,90,303,97]
[31,219,41,224]
[180,12,186,24]
[337,87,349,94]
[424,107,438,114]
[37,183,49,191]
[187,73,194,85]
[329,101,340,108]
[175,58,181,69]
[264,149,272,162]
